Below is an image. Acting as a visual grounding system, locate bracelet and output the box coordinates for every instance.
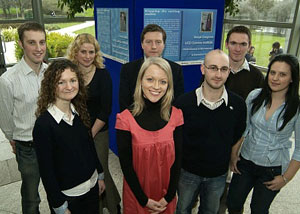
[282,175,288,184]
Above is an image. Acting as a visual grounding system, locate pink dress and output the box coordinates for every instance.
[115,107,183,214]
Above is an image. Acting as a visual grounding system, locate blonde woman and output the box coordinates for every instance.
[66,33,121,214]
[116,57,184,214]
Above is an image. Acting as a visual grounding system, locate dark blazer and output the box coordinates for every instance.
[119,58,184,112]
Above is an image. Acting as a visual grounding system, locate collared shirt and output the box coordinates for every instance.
[230,59,250,74]
[47,104,104,197]
[241,89,300,173]
[0,57,47,141]
[47,104,77,126]
[195,84,228,110]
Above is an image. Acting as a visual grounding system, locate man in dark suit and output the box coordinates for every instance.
[119,24,184,111]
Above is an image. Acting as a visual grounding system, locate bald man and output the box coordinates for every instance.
[175,50,247,214]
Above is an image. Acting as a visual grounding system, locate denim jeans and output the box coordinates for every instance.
[227,156,281,214]
[176,169,227,214]
[15,142,41,214]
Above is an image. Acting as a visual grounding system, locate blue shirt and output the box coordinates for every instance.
[241,89,300,173]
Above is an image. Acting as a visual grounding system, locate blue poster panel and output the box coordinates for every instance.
[96,8,129,63]
[144,8,217,64]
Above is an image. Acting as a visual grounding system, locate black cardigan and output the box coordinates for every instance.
[33,111,103,208]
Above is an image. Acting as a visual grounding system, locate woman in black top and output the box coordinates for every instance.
[66,33,121,214]
[33,59,105,214]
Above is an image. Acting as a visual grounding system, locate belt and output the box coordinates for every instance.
[15,140,35,147]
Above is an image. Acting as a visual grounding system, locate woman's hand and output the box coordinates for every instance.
[264,175,286,191]
[158,197,168,208]
[146,198,166,214]
[230,153,241,174]
[98,180,105,195]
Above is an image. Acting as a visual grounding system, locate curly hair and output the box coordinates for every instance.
[36,58,91,128]
[66,33,105,69]
[132,57,173,121]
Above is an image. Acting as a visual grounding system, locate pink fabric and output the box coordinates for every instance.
[115,107,183,214]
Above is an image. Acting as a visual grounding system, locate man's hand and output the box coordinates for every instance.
[230,153,241,174]
[10,140,16,154]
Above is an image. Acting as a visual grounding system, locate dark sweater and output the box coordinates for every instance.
[226,64,264,100]
[116,99,183,206]
[86,68,112,131]
[175,90,246,177]
[33,111,103,208]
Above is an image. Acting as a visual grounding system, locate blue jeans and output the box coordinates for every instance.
[15,142,41,214]
[176,169,227,214]
[227,156,281,214]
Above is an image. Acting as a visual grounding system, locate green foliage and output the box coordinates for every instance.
[1,27,17,42]
[58,0,93,18]
[15,32,75,60]
[225,0,242,16]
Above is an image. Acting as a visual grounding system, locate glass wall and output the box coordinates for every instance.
[0,0,33,20]
[223,0,299,67]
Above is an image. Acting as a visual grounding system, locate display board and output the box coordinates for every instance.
[94,0,225,154]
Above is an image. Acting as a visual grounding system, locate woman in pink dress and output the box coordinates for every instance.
[115,57,183,214]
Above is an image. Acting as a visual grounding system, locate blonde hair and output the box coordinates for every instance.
[132,57,173,121]
[66,33,105,69]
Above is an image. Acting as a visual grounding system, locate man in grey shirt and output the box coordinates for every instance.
[0,22,47,214]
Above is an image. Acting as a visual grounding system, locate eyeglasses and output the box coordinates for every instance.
[204,64,230,73]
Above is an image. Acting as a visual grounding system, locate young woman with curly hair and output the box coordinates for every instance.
[33,58,105,214]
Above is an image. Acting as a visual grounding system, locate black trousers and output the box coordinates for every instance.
[49,183,99,214]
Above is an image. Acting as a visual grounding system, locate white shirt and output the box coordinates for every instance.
[230,59,250,74]
[195,84,228,110]
[0,57,47,141]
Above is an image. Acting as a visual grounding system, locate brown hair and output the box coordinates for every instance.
[18,21,46,44]
[226,25,251,44]
[36,58,90,128]
[140,24,167,44]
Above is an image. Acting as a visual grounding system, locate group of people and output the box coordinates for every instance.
[0,21,299,214]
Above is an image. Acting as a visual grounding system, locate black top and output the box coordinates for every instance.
[116,98,183,206]
[225,63,264,100]
[86,68,112,131]
[119,58,184,112]
[33,111,103,208]
[175,90,246,177]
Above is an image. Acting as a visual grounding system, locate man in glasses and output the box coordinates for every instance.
[175,49,246,214]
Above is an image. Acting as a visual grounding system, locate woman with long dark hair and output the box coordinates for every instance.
[33,59,105,214]
[227,54,300,213]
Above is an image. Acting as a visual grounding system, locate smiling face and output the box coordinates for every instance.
[19,30,46,68]
[201,51,230,90]
[268,61,292,94]
[75,43,96,68]
[141,32,165,57]
[141,64,168,103]
[226,32,250,64]
[55,68,79,105]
